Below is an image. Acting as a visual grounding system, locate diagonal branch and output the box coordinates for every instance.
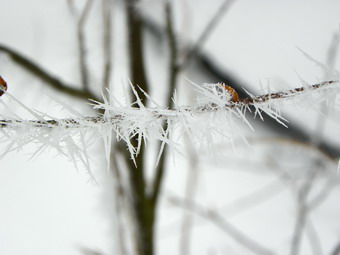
[169,196,275,255]
[0,44,101,102]
[141,13,340,159]
[179,0,236,70]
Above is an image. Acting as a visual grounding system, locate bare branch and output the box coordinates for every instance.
[179,0,236,69]
[331,240,340,255]
[77,0,94,91]
[102,0,113,90]
[290,167,319,255]
[125,0,150,103]
[169,196,275,255]
[0,44,101,102]
[149,1,178,213]
[180,136,200,255]
[165,2,179,108]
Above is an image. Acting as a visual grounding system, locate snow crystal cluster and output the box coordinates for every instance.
[0,80,339,171]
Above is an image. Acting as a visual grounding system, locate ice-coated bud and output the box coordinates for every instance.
[217,82,239,102]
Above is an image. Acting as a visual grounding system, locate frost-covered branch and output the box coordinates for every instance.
[0,80,339,170]
[0,80,337,129]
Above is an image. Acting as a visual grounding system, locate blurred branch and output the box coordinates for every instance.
[66,0,77,16]
[102,0,113,90]
[149,1,178,213]
[124,1,151,255]
[180,136,200,255]
[311,33,340,147]
[179,0,235,70]
[0,44,100,102]
[305,220,323,255]
[169,196,275,255]
[290,165,320,255]
[126,0,149,103]
[325,33,340,75]
[77,0,94,91]
[111,151,129,255]
[331,241,340,255]
[165,2,179,108]
[141,14,340,160]
[266,156,330,255]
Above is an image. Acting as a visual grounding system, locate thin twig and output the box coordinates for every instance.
[290,166,319,255]
[179,0,236,70]
[111,150,129,255]
[169,196,275,255]
[102,0,113,91]
[77,0,94,91]
[311,33,340,147]
[165,2,179,108]
[180,136,200,255]
[266,156,326,255]
[0,80,337,129]
[149,1,178,211]
[305,219,323,255]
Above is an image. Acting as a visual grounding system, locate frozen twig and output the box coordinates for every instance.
[0,80,337,129]
[0,80,338,170]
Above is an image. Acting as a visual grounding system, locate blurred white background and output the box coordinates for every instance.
[0,0,340,254]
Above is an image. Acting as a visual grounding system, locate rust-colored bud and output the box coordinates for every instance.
[218,82,239,102]
[0,76,8,96]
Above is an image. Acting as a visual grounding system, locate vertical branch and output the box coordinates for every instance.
[77,0,94,91]
[290,167,319,255]
[180,138,199,255]
[111,150,129,255]
[312,34,340,146]
[102,0,113,90]
[124,1,151,254]
[126,0,149,103]
[165,2,179,108]
[150,2,179,208]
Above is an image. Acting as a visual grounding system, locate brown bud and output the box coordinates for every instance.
[0,76,7,96]
[218,82,239,102]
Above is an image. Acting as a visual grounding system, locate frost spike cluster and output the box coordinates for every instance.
[0,80,338,172]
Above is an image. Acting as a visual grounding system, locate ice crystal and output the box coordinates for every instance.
[0,80,339,173]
